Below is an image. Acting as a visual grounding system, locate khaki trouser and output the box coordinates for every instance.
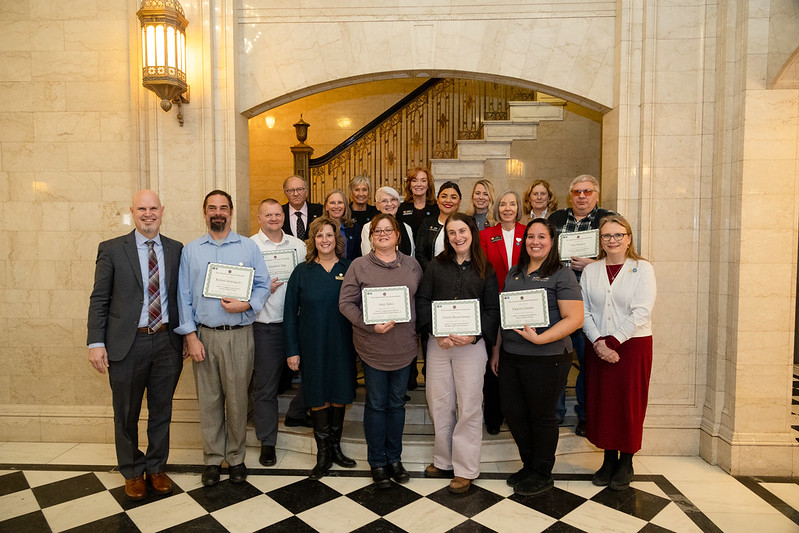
[194,325,254,466]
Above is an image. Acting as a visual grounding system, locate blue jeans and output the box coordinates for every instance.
[361,361,410,467]
[557,330,586,421]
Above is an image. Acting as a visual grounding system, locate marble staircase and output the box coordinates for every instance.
[431,101,565,181]
[250,372,596,464]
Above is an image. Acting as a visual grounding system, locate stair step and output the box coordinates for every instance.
[456,139,511,160]
[509,101,565,121]
[483,120,538,140]
[256,385,588,463]
[429,159,484,179]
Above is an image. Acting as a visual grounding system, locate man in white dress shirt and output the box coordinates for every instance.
[251,199,309,465]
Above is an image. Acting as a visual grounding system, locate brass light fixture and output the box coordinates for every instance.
[136,0,189,126]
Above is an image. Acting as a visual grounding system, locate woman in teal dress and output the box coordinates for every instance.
[284,216,357,480]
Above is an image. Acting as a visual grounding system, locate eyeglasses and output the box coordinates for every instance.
[372,228,395,236]
[378,198,398,205]
[600,233,628,242]
[570,188,596,197]
[284,187,306,195]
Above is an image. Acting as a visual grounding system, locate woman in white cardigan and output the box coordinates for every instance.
[580,214,656,491]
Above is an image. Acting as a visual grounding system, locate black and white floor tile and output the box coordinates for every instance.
[1,455,797,533]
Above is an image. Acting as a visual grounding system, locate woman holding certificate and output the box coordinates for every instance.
[580,214,656,491]
[478,190,526,435]
[416,213,500,494]
[492,218,583,496]
[284,217,358,480]
[339,213,423,489]
[323,188,362,261]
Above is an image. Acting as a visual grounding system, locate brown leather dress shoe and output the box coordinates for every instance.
[147,472,173,495]
[449,476,471,494]
[125,475,146,500]
[424,464,454,478]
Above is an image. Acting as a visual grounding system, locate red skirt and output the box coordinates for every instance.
[584,336,652,454]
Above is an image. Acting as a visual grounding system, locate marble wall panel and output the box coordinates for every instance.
[0,20,31,51]
[29,21,65,51]
[0,113,33,143]
[0,81,67,112]
[0,52,31,82]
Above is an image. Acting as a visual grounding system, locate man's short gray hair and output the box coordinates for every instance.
[569,174,600,193]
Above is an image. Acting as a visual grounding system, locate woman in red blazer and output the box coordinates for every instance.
[478,189,526,434]
[479,190,526,291]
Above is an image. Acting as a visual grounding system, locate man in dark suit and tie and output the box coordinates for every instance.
[87,189,184,501]
[281,175,323,240]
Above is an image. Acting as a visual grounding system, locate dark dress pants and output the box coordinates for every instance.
[253,322,286,446]
[498,349,571,478]
[108,330,182,479]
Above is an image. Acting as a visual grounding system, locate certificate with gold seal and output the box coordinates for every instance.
[559,229,599,260]
[500,289,549,329]
[262,249,298,282]
[202,262,254,301]
[362,286,411,325]
[431,299,481,336]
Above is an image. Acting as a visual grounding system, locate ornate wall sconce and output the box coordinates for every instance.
[136,0,189,126]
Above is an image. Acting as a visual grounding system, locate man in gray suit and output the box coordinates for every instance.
[87,189,184,500]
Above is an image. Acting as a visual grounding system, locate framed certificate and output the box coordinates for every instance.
[431,299,481,336]
[500,289,550,329]
[202,262,255,301]
[262,249,298,282]
[362,286,411,325]
[559,229,599,260]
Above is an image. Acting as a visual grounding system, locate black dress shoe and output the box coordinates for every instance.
[514,473,554,496]
[284,414,312,427]
[259,445,276,467]
[389,461,410,484]
[371,466,392,489]
[486,426,500,435]
[575,420,586,437]
[201,465,221,487]
[506,466,532,488]
[228,463,247,484]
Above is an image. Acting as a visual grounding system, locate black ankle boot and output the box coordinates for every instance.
[609,452,634,491]
[592,450,618,486]
[329,405,356,468]
[309,407,332,480]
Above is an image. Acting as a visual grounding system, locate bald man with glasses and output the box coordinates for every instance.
[548,175,616,437]
[281,175,323,240]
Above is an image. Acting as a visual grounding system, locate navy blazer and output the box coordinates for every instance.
[87,230,183,361]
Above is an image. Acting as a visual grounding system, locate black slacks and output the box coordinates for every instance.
[498,348,571,478]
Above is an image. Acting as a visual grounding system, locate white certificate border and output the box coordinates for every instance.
[431,299,481,337]
[499,288,550,330]
[558,229,599,261]
[362,286,412,325]
[202,262,255,300]
[262,248,298,282]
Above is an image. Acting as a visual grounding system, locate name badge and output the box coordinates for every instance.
[335,273,345,280]
[490,235,502,243]
[402,209,413,216]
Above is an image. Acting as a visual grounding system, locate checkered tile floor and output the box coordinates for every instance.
[1,464,797,532]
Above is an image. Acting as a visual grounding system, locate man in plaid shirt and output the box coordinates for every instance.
[548,175,616,437]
